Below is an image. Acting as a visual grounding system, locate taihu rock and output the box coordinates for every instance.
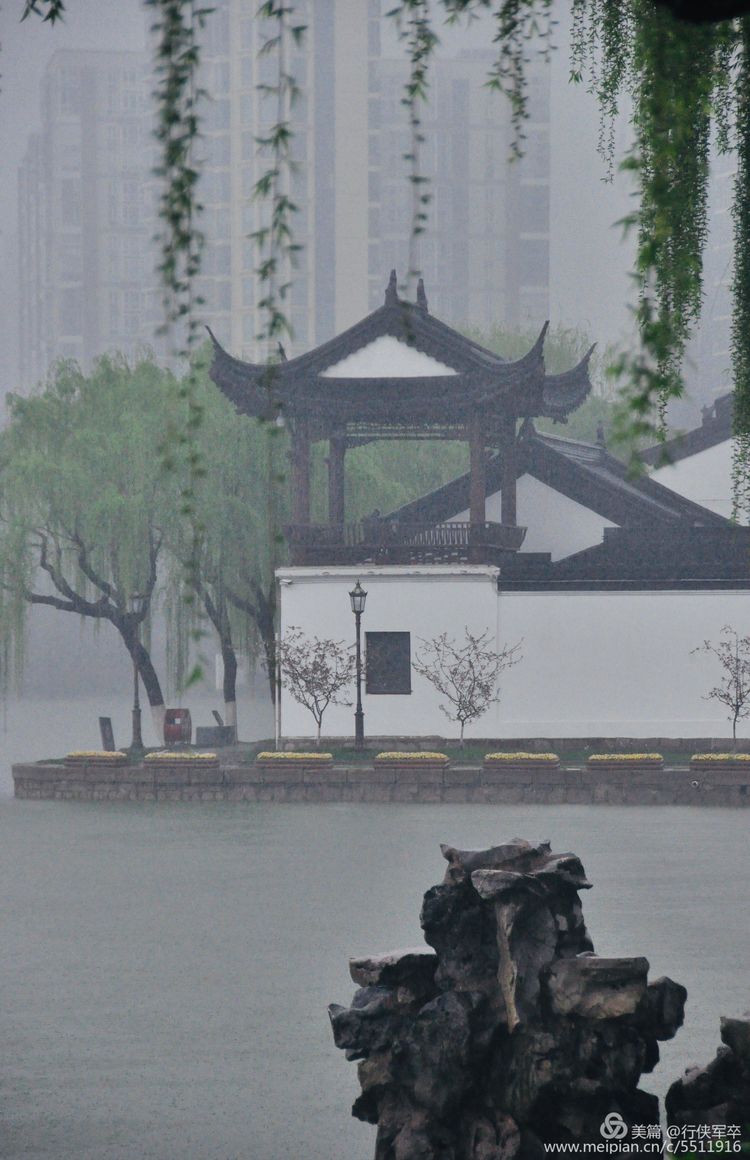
[330,838,686,1157]
[666,1012,750,1134]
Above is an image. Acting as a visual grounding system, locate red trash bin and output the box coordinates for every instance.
[164,708,192,746]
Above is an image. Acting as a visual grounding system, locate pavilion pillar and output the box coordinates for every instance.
[500,418,517,526]
[468,413,486,526]
[291,421,311,528]
[328,437,346,528]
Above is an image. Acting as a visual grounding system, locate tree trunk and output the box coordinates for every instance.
[256,583,277,706]
[120,626,166,744]
[222,642,238,740]
[225,579,277,704]
[194,582,239,740]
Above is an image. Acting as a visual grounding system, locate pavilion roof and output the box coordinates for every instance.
[208,272,594,438]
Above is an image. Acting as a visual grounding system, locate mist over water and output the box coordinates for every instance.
[1,746,748,1159]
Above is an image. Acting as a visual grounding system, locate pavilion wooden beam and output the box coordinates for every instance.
[500,418,518,526]
[469,413,486,525]
[328,437,346,528]
[291,421,311,527]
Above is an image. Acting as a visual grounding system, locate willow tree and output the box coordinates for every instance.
[0,355,180,737]
[165,358,287,724]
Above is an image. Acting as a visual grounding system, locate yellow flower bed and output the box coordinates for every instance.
[145,751,218,762]
[485,752,558,762]
[66,750,126,760]
[376,751,448,761]
[257,751,332,761]
[588,753,662,762]
[691,753,750,761]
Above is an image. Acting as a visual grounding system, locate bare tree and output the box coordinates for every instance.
[692,626,750,742]
[277,627,355,746]
[412,629,522,745]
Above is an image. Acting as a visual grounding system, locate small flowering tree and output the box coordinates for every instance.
[692,626,750,742]
[277,627,356,746]
[412,629,522,745]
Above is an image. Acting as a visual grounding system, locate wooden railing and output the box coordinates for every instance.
[286,520,526,564]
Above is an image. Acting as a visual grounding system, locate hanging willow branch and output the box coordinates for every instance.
[731,18,750,519]
[485,0,555,156]
[145,0,213,684]
[20,0,66,21]
[594,4,717,451]
[388,0,438,294]
[248,3,306,701]
[568,3,750,474]
[146,0,212,525]
[251,2,305,353]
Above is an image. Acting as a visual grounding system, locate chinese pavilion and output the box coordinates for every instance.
[208,271,594,565]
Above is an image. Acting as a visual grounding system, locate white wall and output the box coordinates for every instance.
[278,566,500,740]
[494,589,750,738]
[278,568,750,741]
[650,440,736,520]
[452,474,615,560]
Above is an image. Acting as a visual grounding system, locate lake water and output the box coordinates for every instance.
[1,700,749,1159]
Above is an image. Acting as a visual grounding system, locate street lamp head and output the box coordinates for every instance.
[349,579,367,615]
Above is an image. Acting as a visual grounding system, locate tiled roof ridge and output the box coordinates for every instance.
[641,392,733,465]
[386,427,730,530]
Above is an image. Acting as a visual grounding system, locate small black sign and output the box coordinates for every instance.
[99,717,116,751]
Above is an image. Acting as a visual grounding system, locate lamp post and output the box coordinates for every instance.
[349,579,367,749]
[131,656,144,755]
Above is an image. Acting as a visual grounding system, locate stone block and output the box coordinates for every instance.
[392,765,446,784]
[257,763,305,784]
[564,786,593,804]
[393,782,421,802]
[349,767,396,784]
[545,956,650,1020]
[223,765,263,785]
[362,783,393,803]
[444,767,480,786]
[443,786,470,804]
[302,766,347,785]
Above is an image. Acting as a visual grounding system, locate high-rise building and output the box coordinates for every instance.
[195,0,372,359]
[370,45,550,332]
[18,49,154,386]
[17,9,552,384]
[195,0,550,356]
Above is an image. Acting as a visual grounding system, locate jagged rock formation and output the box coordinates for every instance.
[667,1014,750,1133]
[329,839,686,1158]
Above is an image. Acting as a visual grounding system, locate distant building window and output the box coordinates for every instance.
[519,183,549,235]
[59,288,83,336]
[60,179,81,227]
[366,632,412,695]
[59,70,81,114]
[518,238,549,288]
[520,128,549,179]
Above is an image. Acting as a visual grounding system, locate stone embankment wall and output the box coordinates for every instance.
[12,761,750,805]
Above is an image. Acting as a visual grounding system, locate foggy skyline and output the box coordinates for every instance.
[0,1,730,415]
[0,5,638,380]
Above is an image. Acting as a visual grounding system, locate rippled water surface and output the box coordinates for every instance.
[1,704,749,1159]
